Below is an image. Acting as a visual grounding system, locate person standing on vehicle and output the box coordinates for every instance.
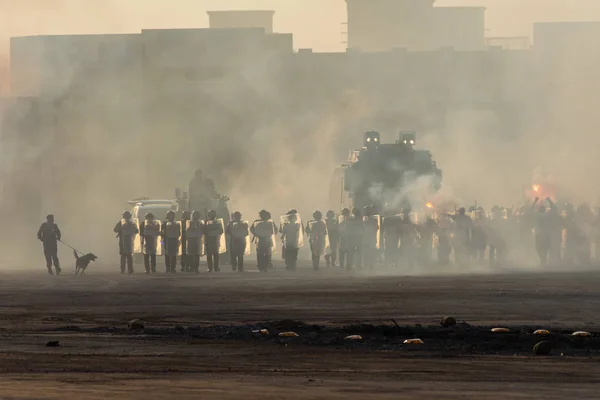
[37,214,62,275]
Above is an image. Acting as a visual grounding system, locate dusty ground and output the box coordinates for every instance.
[1,263,600,399]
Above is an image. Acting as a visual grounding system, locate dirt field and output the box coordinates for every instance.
[1,264,600,399]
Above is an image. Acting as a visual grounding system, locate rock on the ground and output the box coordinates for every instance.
[440,316,457,328]
[128,319,145,332]
[533,341,552,356]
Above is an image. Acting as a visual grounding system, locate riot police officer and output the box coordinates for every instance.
[338,208,353,269]
[140,213,160,274]
[205,209,224,272]
[226,211,249,272]
[324,210,339,268]
[251,210,277,272]
[186,210,205,273]
[180,210,191,272]
[280,210,303,271]
[114,211,139,274]
[162,210,181,274]
[306,211,328,271]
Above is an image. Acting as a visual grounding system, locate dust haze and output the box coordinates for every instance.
[0,1,599,270]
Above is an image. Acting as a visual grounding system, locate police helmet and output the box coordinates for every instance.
[232,211,242,220]
[341,208,351,216]
[207,209,217,219]
[181,210,191,220]
[166,210,176,219]
[313,210,323,220]
[259,209,269,220]
[191,210,201,220]
[122,210,132,219]
[145,212,155,220]
[326,210,335,218]
[457,207,466,215]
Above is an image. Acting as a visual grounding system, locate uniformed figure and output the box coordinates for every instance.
[306,210,329,271]
[324,210,339,268]
[532,197,551,266]
[338,208,354,269]
[418,215,438,266]
[437,213,453,266]
[113,211,139,274]
[226,211,249,272]
[487,207,508,267]
[398,208,418,268]
[204,209,224,272]
[180,210,191,272]
[162,210,181,274]
[350,208,363,268]
[362,206,380,269]
[382,215,401,268]
[470,208,487,262]
[280,210,303,271]
[186,211,205,273]
[575,203,593,265]
[140,213,161,274]
[251,210,278,272]
[37,214,62,275]
[449,207,472,266]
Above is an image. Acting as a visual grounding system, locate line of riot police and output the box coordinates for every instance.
[113,198,600,274]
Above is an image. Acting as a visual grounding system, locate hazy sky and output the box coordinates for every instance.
[1,0,600,52]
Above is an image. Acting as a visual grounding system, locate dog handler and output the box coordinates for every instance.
[37,214,61,275]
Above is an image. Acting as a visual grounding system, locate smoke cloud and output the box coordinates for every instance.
[0,1,599,270]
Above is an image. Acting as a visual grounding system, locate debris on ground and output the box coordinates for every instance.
[344,335,363,341]
[128,319,145,332]
[278,331,299,338]
[441,316,457,328]
[533,341,552,356]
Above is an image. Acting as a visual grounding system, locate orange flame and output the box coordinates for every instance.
[532,184,540,193]
[426,202,433,209]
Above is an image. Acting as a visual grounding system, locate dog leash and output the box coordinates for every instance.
[59,240,86,256]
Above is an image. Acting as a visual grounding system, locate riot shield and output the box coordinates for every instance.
[121,218,140,255]
[280,213,304,248]
[205,218,226,254]
[362,215,381,250]
[252,220,277,254]
[185,219,205,257]
[142,220,162,256]
[164,221,182,256]
[307,220,330,256]
[231,220,251,256]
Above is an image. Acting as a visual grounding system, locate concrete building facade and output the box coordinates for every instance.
[207,10,275,34]
[345,0,485,52]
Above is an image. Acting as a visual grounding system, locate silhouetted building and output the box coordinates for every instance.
[345,0,485,52]
[207,10,275,34]
[534,21,600,54]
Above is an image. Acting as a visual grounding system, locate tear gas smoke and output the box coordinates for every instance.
[0,2,599,272]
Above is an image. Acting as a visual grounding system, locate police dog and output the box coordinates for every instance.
[74,250,98,276]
